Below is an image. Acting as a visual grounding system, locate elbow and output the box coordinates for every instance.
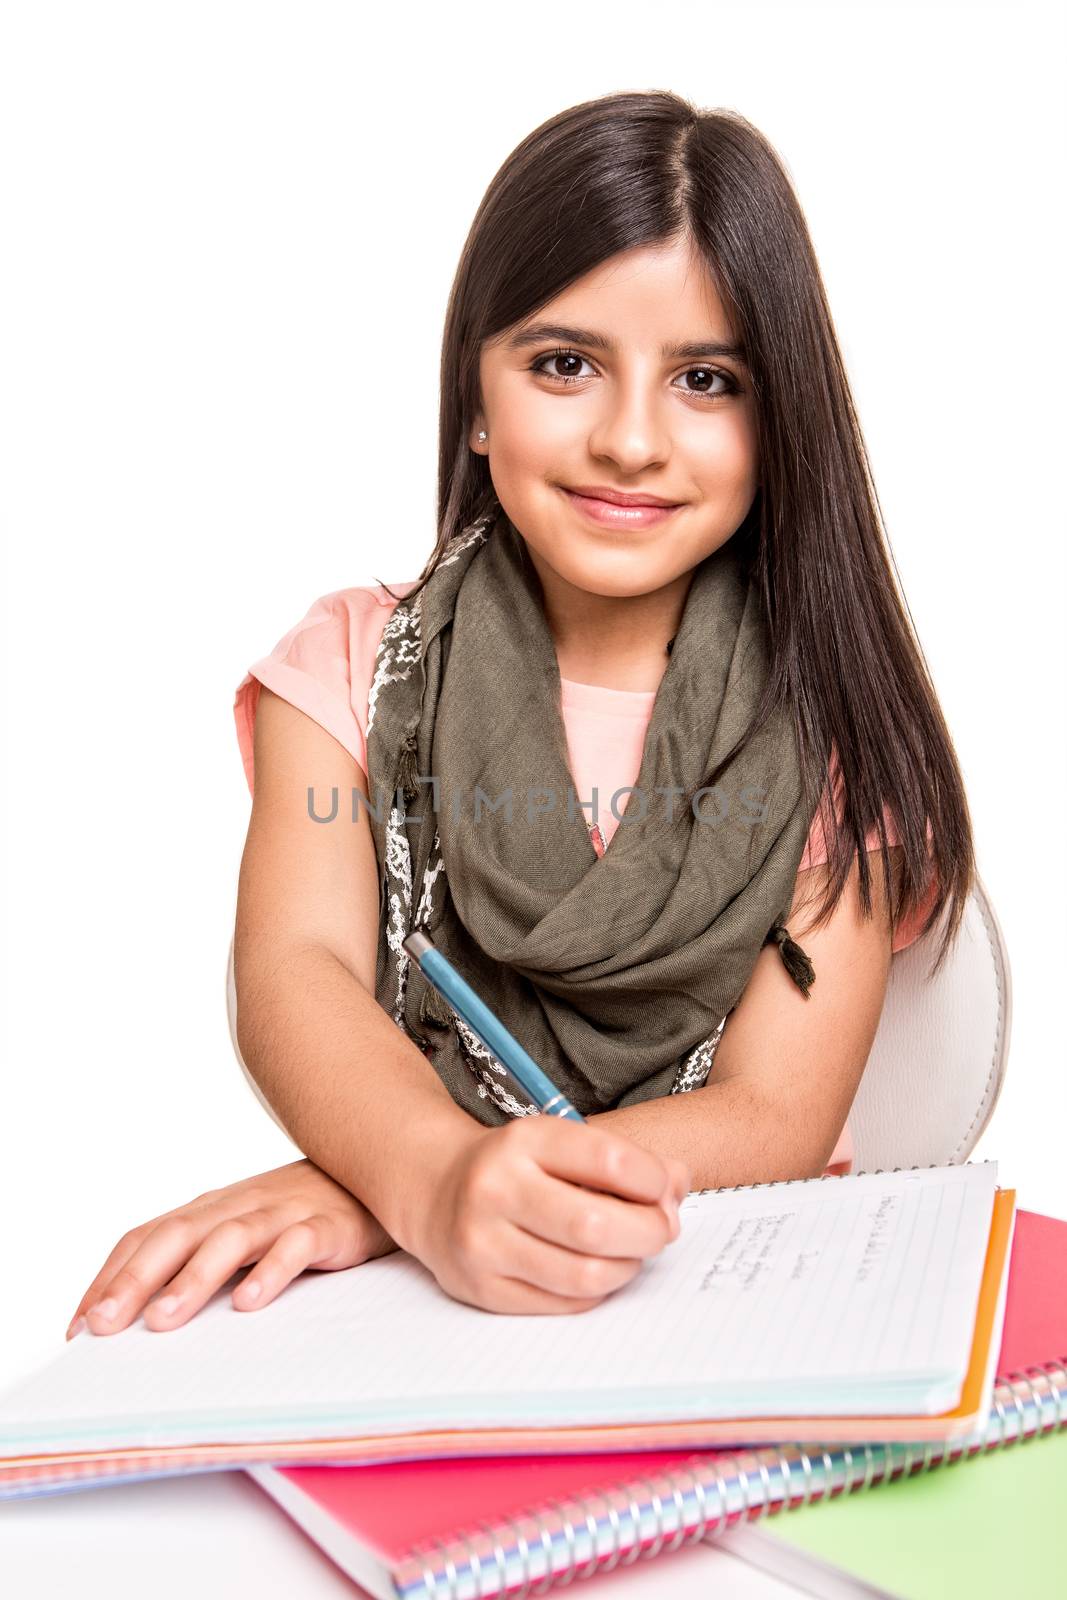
[800,1112,852,1180]
[747,1083,843,1183]
[800,1146,837,1181]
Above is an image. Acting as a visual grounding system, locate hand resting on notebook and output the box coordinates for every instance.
[65,1158,397,1340]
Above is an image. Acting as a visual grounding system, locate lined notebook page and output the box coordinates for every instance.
[0,1163,997,1453]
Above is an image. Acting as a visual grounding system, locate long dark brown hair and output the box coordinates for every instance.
[379,90,974,976]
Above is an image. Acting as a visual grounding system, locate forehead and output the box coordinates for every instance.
[495,240,743,358]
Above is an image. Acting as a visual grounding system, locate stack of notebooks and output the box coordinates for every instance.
[2,1160,1065,1599]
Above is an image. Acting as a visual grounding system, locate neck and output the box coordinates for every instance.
[524,549,694,693]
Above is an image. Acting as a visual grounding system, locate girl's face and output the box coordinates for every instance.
[473,235,759,602]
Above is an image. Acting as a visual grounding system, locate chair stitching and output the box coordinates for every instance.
[949,882,1006,1162]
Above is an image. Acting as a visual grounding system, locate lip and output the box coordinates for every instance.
[559,485,683,530]
[564,484,682,507]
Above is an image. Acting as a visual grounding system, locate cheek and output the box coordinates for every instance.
[497,396,575,464]
[485,409,571,508]
[680,410,758,486]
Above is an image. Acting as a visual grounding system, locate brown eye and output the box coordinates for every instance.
[530,348,595,385]
[676,366,739,398]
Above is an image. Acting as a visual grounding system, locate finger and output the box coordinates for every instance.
[142,1211,311,1330]
[67,1226,157,1336]
[524,1119,672,1206]
[446,1273,605,1316]
[663,1156,691,1204]
[85,1211,271,1336]
[67,1196,225,1336]
[495,1220,643,1302]
[230,1217,353,1313]
[79,1215,219,1336]
[513,1166,675,1260]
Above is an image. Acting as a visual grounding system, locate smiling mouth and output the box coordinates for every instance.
[557,486,683,527]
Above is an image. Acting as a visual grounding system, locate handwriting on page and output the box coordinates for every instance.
[857,1193,900,1282]
[699,1213,795,1291]
[696,1193,902,1296]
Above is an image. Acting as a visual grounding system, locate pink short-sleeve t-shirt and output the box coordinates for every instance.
[235,582,939,1178]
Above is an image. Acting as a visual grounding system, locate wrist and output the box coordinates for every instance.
[379,1101,485,1260]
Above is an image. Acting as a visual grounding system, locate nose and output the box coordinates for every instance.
[584,370,672,474]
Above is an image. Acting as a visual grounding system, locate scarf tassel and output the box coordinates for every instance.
[767,921,816,998]
[397,721,421,801]
[417,974,454,1028]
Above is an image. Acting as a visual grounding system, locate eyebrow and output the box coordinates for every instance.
[505,321,748,363]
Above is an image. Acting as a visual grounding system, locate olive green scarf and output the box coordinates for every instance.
[365,507,818,1124]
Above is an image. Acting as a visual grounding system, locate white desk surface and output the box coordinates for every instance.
[0,1468,805,1598]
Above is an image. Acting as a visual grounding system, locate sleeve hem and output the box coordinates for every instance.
[233,658,367,799]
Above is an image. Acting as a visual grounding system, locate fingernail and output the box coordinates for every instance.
[156,1295,181,1317]
[240,1280,262,1303]
[65,1316,86,1341]
[90,1297,118,1323]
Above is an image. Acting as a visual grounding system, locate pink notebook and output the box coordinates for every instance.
[247,1208,1067,1600]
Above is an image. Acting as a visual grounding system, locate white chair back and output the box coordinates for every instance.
[849,873,1010,1172]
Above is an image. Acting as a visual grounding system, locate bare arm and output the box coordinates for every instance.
[589,849,899,1187]
[233,687,686,1313]
[234,686,479,1253]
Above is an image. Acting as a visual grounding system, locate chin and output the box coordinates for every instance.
[551,548,682,599]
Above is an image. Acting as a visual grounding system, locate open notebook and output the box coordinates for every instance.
[0,1162,1011,1498]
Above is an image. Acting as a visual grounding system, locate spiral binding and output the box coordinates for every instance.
[683,1157,996,1200]
[394,1359,1067,1600]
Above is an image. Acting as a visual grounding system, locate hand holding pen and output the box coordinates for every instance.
[402,930,689,1314]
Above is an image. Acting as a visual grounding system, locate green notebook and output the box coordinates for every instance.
[721,1426,1067,1599]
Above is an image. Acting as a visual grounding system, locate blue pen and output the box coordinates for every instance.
[402,930,585,1121]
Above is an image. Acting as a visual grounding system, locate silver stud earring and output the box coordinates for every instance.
[477,430,487,441]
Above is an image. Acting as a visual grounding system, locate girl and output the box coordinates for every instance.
[67,91,968,1343]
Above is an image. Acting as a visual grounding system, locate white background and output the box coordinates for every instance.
[2,0,1064,1408]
